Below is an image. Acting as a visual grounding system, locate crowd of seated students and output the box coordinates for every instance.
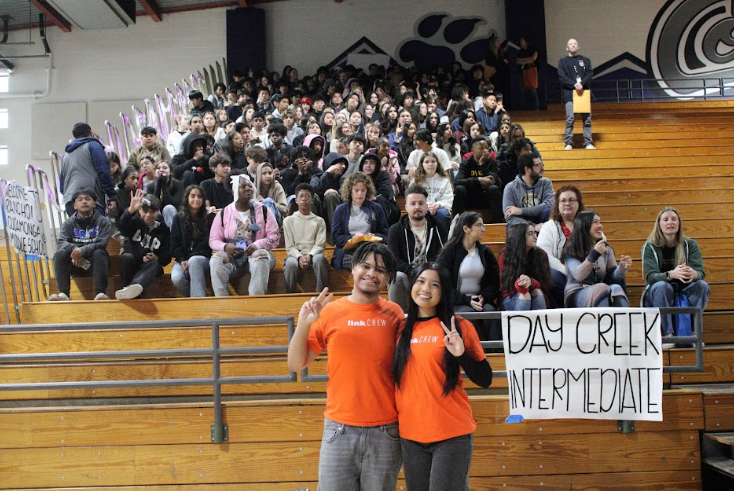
[49,62,710,342]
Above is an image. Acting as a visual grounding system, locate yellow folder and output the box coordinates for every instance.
[573,90,591,113]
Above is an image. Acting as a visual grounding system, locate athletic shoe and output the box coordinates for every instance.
[585,144,596,149]
[48,292,70,301]
[94,292,110,300]
[115,284,143,300]
[564,144,573,150]
[662,333,675,350]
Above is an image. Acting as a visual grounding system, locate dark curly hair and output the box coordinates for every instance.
[500,221,552,295]
[179,184,208,239]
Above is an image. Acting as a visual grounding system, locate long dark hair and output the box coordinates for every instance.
[436,123,459,158]
[445,211,482,248]
[393,262,462,396]
[179,184,208,239]
[563,210,602,263]
[396,123,417,167]
[501,221,553,294]
[118,166,138,191]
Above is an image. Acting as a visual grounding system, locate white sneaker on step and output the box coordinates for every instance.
[115,284,143,300]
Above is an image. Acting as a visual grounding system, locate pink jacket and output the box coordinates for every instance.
[209,200,280,252]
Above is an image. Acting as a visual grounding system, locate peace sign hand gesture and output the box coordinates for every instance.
[298,288,333,327]
[441,317,465,357]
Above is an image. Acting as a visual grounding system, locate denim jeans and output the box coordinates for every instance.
[171,255,210,297]
[401,433,473,491]
[565,101,592,146]
[261,197,283,227]
[643,280,710,335]
[433,207,452,231]
[209,249,275,296]
[317,418,402,491]
[568,283,628,308]
[502,292,546,311]
[161,204,177,229]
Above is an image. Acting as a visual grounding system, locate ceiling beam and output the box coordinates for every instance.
[137,0,163,22]
[29,0,72,33]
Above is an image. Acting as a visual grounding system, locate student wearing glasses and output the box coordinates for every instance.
[537,185,585,307]
[502,152,554,233]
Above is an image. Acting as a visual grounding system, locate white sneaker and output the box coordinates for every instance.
[49,292,70,301]
[564,145,573,150]
[585,144,596,150]
[94,292,110,301]
[115,284,143,300]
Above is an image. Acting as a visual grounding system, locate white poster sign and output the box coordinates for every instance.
[502,308,663,421]
[2,183,48,258]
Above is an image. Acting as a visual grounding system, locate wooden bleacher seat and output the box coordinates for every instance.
[2,100,734,490]
[0,391,704,489]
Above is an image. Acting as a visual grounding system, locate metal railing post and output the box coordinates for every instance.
[2,234,22,323]
[0,253,11,324]
[211,321,227,444]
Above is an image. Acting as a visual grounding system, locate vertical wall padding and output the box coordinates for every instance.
[226,8,266,77]
[505,0,548,109]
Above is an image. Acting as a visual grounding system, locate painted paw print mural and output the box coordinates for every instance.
[396,13,496,70]
[648,0,734,97]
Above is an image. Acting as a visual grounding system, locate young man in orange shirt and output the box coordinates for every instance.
[288,242,404,491]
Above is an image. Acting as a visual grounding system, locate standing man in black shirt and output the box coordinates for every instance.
[558,39,594,150]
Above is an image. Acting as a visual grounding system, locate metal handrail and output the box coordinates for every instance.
[0,316,295,443]
[0,308,705,440]
[544,76,734,103]
[301,307,705,382]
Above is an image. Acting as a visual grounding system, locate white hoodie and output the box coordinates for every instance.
[411,173,454,211]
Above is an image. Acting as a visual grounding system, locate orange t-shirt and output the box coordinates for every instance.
[395,316,485,443]
[307,296,406,426]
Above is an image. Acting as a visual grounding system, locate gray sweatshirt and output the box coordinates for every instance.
[502,175,555,226]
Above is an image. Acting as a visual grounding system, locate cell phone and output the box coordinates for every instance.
[472,296,481,302]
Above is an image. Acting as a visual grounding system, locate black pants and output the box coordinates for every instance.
[53,248,109,295]
[453,182,503,222]
[119,253,163,292]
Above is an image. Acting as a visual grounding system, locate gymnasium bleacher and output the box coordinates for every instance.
[1,93,734,489]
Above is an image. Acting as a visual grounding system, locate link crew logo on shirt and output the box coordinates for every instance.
[411,335,439,344]
[647,0,734,98]
[347,318,388,327]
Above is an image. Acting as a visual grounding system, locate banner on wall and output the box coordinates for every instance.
[1,182,48,258]
[502,308,663,421]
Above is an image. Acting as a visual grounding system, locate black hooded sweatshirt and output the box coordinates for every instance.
[172,134,213,182]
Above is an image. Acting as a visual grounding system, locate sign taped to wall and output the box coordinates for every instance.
[2,182,48,258]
